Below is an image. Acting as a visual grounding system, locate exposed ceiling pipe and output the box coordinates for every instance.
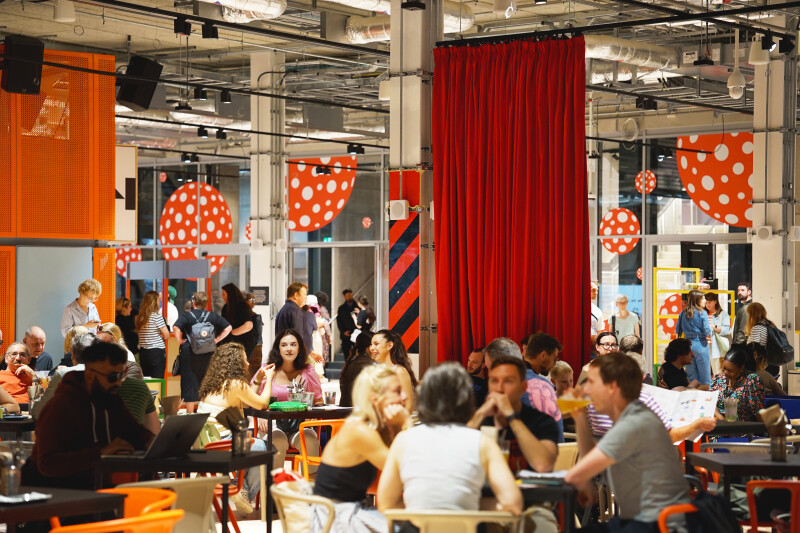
[584,35,679,70]
[345,2,474,43]
[220,7,285,22]
[195,0,286,19]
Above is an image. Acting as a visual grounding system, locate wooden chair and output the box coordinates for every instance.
[383,509,521,533]
[50,488,176,528]
[49,510,184,533]
[746,479,800,533]
[293,419,346,480]
[271,480,336,533]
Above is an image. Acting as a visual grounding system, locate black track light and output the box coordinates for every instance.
[762,32,776,52]
[197,126,209,138]
[779,37,795,54]
[534,0,546,4]
[316,165,332,175]
[401,0,425,9]
[216,129,227,140]
[190,154,200,163]
[220,89,232,104]
[175,102,192,111]
[202,22,218,39]
[173,17,191,36]
[347,143,365,155]
[181,152,192,163]
[193,87,207,101]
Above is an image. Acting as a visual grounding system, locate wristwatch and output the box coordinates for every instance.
[505,411,518,424]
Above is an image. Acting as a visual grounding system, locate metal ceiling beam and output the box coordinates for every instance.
[587,84,753,114]
[79,0,390,57]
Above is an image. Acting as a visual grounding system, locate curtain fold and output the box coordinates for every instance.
[432,37,590,371]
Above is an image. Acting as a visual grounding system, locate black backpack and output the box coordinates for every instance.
[187,311,216,355]
[685,490,743,533]
[765,322,794,365]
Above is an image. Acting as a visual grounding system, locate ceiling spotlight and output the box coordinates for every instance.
[347,143,365,155]
[316,165,332,175]
[779,37,795,54]
[173,17,191,36]
[202,22,218,39]
[181,153,192,163]
[193,87,207,101]
[401,0,426,9]
[762,32,777,52]
[175,102,192,111]
[190,154,200,163]
[749,35,771,65]
[727,29,746,100]
[197,126,209,138]
[53,0,76,23]
[216,129,227,140]
[220,89,232,104]
[534,0,546,4]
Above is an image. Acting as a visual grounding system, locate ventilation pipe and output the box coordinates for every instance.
[195,0,285,20]
[345,2,474,43]
[584,35,679,70]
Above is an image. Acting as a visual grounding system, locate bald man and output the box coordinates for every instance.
[24,326,54,372]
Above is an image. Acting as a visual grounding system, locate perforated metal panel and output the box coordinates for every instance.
[0,247,16,345]
[94,55,116,240]
[0,45,16,238]
[93,248,116,323]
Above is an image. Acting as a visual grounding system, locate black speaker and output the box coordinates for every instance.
[1,35,44,95]
[116,55,163,112]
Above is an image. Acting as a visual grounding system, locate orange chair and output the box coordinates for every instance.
[48,509,184,533]
[203,438,255,533]
[50,488,177,528]
[293,419,346,480]
[746,480,800,533]
[657,503,698,533]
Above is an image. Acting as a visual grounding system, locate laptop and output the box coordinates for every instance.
[101,413,209,460]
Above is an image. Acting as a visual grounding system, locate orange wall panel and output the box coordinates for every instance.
[94,55,116,240]
[93,248,116,324]
[0,64,16,238]
[0,247,16,346]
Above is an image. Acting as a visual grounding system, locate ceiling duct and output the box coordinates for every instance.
[195,0,285,20]
[345,1,474,43]
[584,35,679,70]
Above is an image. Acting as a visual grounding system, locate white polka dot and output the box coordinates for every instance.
[629,225,636,232]
[326,200,331,206]
[721,175,729,183]
[334,162,342,174]
[618,244,627,253]
[117,259,124,269]
[671,305,679,313]
[191,228,197,236]
[216,230,222,239]
[617,211,629,223]
[731,132,739,137]
[302,187,313,200]
[186,204,194,215]
[738,192,745,200]
[681,156,688,169]
[315,223,320,228]
[213,207,218,215]
[603,227,612,236]
[178,229,186,239]
[733,162,745,175]
[326,180,337,193]
[677,139,683,148]
[667,319,675,328]
[351,178,355,187]
[624,238,632,243]
[748,174,755,187]
[692,168,698,175]
[725,214,739,224]
[714,143,729,161]
[745,207,753,220]
[719,194,729,205]
[324,211,334,221]
[320,157,331,164]
[341,181,348,191]
[291,178,300,189]
[288,221,296,229]
[714,213,720,218]
[169,207,174,214]
[616,227,623,234]
[294,203,300,209]
[179,193,187,202]
[176,213,184,224]
[300,215,311,227]
[690,135,698,143]
[317,184,323,191]
[312,204,321,213]
[311,167,318,177]
[741,141,754,155]
[700,200,710,210]
[701,176,714,191]
[697,152,706,162]
[337,199,345,209]
[207,221,215,232]
[165,220,171,229]
[297,162,306,172]
[687,183,695,193]
[169,232,175,240]
[200,196,208,206]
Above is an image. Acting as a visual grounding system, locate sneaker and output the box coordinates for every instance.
[230,488,253,515]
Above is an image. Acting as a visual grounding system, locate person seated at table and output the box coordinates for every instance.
[378,363,523,519]
[550,361,575,433]
[577,333,618,386]
[0,342,36,409]
[25,342,153,490]
[198,342,272,516]
[710,347,765,422]
[657,338,705,391]
[32,332,96,419]
[338,331,375,407]
[467,355,558,474]
[98,323,145,379]
[311,365,411,533]
[750,347,786,396]
[251,329,322,474]
[55,325,90,369]
[565,354,691,532]
[522,332,564,443]
[369,330,417,412]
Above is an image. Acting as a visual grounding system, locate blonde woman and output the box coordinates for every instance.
[676,290,713,386]
[135,291,170,379]
[311,365,411,533]
[611,294,640,338]
[59,326,90,367]
[60,279,102,336]
[98,323,143,379]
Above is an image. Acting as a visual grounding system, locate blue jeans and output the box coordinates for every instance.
[222,436,266,501]
[686,338,712,386]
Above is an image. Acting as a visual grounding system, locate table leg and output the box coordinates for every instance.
[266,419,274,533]
[259,465,266,522]
[221,481,229,533]
[563,493,576,533]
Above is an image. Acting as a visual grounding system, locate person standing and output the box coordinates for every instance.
[336,289,358,359]
[705,292,731,376]
[315,291,333,363]
[61,279,102,336]
[732,281,753,344]
[611,294,640,338]
[219,283,258,358]
[115,298,139,356]
[590,280,603,336]
[135,291,170,379]
[355,295,376,334]
[275,282,311,348]
[675,290,713,386]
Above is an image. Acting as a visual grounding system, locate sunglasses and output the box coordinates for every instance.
[88,367,126,383]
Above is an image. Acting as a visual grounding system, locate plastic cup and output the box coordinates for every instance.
[557,396,592,414]
[324,391,336,405]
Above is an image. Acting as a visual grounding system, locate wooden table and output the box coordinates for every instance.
[482,480,577,532]
[246,406,352,533]
[0,486,124,533]
[0,418,35,440]
[685,452,800,499]
[94,449,272,533]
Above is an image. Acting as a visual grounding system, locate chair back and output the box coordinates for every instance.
[657,504,698,533]
[49,509,184,533]
[553,442,579,471]
[747,480,800,533]
[271,481,335,533]
[119,476,227,533]
[296,419,346,480]
[98,488,176,516]
[383,509,520,533]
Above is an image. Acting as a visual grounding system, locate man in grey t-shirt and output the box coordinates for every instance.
[565,353,689,530]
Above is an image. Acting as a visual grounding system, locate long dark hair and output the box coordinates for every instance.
[222,283,253,326]
[267,329,308,371]
[349,331,373,362]
[373,329,417,388]
[358,295,376,324]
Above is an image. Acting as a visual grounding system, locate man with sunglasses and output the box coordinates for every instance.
[26,341,153,489]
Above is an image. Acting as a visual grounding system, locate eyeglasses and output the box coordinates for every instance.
[6,351,30,359]
[88,367,126,383]
[599,343,618,349]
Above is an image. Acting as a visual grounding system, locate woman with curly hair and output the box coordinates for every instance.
[135,291,170,379]
[219,283,257,358]
[369,330,416,411]
[198,343,274,516]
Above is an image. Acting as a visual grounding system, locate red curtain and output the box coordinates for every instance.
[432,36,590,371]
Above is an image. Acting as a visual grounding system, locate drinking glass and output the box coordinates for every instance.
[324,391,337,405]
[723,397,739,422]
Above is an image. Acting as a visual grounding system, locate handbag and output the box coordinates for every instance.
[171,354,181,376]
[713,331,731,355]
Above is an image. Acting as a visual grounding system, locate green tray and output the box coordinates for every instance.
[269,401,308,412]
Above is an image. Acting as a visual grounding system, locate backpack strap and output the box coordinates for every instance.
[200,311,209,323]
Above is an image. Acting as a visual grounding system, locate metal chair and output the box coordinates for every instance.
[293,418,346,480]
[384,509,522,533]
[49,510,184,533]
[747,480,800,533]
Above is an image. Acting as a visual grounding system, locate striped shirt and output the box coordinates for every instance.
[138,313,167,349]
[588,393,672,438]
[748,323,768,347]
[118,377,156,424]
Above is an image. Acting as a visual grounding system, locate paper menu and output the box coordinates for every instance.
[642,384,719,441]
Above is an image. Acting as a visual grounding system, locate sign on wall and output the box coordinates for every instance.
[114,144,138,243]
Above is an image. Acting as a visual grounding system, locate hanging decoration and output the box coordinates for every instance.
[635,170,657,194]
[158,182,233,276]
[244,221,252,241]
[599,208,640,255]
[115,244,142,277]
[677,133,753,228]
[287,156,357,232]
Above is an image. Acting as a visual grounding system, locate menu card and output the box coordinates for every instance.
[642,384,719,442]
